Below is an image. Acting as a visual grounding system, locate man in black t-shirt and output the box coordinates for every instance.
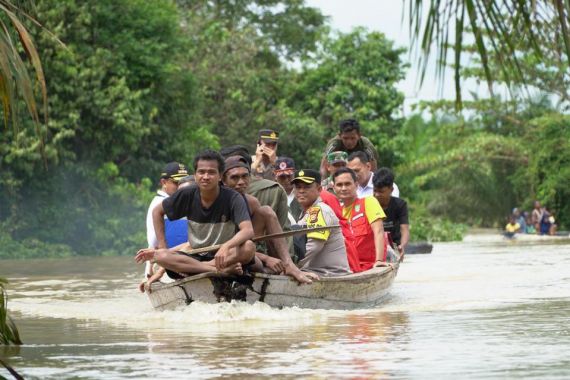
[373,168,409,257]
[135,150,255,277]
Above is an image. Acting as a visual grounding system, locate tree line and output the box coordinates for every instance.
[0,0,568,259]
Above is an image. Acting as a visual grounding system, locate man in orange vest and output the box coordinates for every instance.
[332,167,390,270]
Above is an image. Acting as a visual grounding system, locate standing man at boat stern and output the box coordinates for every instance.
[135,150,256,277]
[293,169,351,277]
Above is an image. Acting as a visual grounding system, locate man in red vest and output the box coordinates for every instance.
[332,167,389,270]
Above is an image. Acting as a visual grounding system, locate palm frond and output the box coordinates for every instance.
[0,277,22,346]
[0,0,49,151]
[406,0,570,109]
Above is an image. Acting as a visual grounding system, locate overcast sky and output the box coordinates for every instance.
[305,0,462,112]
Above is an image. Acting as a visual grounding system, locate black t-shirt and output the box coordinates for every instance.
[162,185,250,249]
[382,196,409,245]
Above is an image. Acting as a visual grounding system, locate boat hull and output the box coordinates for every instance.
[406,242,433,254]
[148,264,398,311]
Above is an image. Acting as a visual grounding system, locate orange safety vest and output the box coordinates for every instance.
[347,198,387,271]
[320,190,361,272]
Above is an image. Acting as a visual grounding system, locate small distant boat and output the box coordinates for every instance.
[503,233,570,241]
[148,263,399,311]
[406,241,433,254]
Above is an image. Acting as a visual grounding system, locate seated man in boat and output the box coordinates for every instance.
[220,145,290,230]
[333,167,394,270]
[251,129,280,180]
[504,215,521,238]
[373,168,410,258]
[135,150,256,278]
[320,118,380,179]
[178,175,195,188]
[140,162,189,292]
[293,169,352,276]
[272,156,302,225]
[222,155,316,284]
[347,151,400,198]
[320,151,348,193]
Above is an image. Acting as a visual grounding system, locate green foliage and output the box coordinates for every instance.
[406,1,570,108]
[0,277,22,345]
[513,114,570,228]
[0,231,74,259]
[0,0,49,133]
[398,113,526,226]
[285,28,407,168]
[409,206,467,242]
[177,0,328,60]
[1,0,202,258]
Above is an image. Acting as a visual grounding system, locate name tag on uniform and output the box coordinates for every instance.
[352,213,365,221]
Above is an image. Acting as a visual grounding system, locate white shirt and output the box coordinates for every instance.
[357,173,400,198]
[146,190,168,249]
[145,190,168,277]
[357,173,375,198]
[286,191,295,206]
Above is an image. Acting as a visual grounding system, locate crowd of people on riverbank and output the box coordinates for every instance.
[505,201,558,237]
[135,119,410,290]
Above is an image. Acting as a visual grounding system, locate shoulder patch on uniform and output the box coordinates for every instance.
[307,206,321,224]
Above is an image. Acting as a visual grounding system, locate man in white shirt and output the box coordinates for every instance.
[140,162,188,292]
[347,151,399,198]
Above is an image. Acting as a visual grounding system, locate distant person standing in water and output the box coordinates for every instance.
[504,215,521,238]
[531,201,543,235]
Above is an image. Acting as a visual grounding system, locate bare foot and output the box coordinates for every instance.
[138,281,146,293]
[220,262,244,276]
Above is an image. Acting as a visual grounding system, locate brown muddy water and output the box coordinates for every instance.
[1,232,570,379]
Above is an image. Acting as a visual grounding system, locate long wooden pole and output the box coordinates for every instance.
[180,225,340,255]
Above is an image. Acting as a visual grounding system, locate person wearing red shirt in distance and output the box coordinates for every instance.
[333,167,390,270]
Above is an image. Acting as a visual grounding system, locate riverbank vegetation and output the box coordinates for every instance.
[1,0,568,259]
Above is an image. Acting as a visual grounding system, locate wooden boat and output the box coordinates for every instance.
[148,263,399,311]
[406,241,433,254]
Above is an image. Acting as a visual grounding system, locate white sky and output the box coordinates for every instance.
[305,0,469,113]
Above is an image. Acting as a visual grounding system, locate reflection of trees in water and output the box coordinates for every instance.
[139,309,411,377]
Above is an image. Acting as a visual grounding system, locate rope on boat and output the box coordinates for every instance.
[176,284,193,305]
[258,278,269,302]
[208,275,269,303]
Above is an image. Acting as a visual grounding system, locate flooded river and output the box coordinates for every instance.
[1,233,570,379]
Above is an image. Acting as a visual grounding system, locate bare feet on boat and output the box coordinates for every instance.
[219,262,244,276]
[138,280,154,294]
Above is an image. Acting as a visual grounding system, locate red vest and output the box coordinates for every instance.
[347,198,387,271]
[320,190,361,272]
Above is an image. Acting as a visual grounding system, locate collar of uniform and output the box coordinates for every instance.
[358,172,374,192]
[157,190,169,198]
[304,196,322,213]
